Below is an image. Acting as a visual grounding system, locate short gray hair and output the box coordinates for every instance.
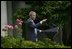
[29,11,36,16]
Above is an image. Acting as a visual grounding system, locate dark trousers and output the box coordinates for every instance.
[41,27,59,36]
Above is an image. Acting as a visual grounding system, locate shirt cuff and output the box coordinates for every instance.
[39,30,42,32]
[40,21,42,24]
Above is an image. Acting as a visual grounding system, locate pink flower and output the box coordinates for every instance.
[21,21,23,23]
[5,25,9,28]
[4,24,14,29]
[16,19,20,24]
[16,19,20,22]
[2,28,8,31]
[19,22,22,25]
[14,25,18,28]
[9,26,13,29]
[16,19,23,25]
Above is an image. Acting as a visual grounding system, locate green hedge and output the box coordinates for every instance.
[1,36,71,48]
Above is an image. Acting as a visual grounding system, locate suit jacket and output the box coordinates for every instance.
[25,18,59,41]
[25,18,41,41]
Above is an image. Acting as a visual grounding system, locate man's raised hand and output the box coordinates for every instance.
[40,19,47,24]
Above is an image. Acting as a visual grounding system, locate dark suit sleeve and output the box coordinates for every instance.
[28,21,41,29]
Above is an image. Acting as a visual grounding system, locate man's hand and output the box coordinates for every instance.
[41,19,47,22]
[40,19,47,24]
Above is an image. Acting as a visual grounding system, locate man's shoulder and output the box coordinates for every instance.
[26,18,33,23]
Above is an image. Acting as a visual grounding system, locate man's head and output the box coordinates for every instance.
[29,11,36,20]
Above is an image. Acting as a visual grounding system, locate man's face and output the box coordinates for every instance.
[30,12,36,20]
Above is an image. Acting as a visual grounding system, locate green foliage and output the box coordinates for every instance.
[13,1,71,29]
[12,1,71,46]
[1,36,71,48]
[1,36,24,48]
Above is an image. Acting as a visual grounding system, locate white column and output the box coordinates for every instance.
[1,1,7,37]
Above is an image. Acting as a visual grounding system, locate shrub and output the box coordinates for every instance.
[1,36,71,48]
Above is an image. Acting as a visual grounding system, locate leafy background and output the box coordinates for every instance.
[1,1,71,48]
[13,1,71,46]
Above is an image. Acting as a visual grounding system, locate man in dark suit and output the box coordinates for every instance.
[25,11,59,42]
